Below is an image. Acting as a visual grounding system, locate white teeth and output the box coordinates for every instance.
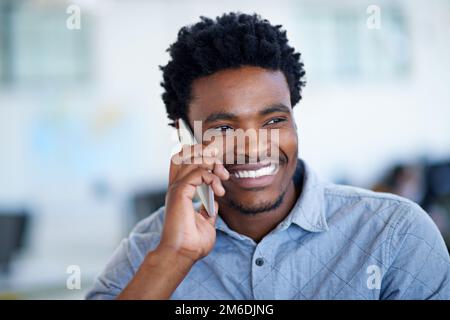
[233,163,279,179]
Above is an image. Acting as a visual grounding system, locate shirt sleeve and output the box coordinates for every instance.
[380,202,450,300]
[85,238,136,300]
[85,210,164,300]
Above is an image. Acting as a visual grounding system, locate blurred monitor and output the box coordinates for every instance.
[425,161,450,198]
[131,190,167,227]
[0,210,30,274]
[423,161,450,249]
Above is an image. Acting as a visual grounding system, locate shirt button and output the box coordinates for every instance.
[255,257,265,266]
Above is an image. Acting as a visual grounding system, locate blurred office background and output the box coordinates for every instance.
[0,0,449,299]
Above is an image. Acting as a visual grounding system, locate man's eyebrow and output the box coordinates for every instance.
[259,103,291,116]
[204,111,238,123]
[203,103,291,123]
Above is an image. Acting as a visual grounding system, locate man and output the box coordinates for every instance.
[87,12,450,300]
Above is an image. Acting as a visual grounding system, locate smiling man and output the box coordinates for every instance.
[87,12,450,300]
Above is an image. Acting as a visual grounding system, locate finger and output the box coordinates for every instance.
[170,142,229,185]
[169,144,215,183]
[180,143,224,164]
[179,144,208,163]
[181,168,225,197]
[212,161,229,181]
[176,156,229,181]
[170,143,204,172]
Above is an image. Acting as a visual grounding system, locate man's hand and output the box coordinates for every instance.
[159,143,229,261]
[117,144,228,299]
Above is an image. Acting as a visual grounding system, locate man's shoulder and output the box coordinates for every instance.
[324,182,415,206]
[119,206,167,264]
[131,205,166,236]
[322,182,431,230]
[131,201,203,236]
[321,182,448,264]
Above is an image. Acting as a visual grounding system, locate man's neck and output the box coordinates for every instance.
[219,179,300,243]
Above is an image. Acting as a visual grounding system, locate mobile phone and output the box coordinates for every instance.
[177,119,216,217]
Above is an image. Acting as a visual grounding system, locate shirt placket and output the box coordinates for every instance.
[251,241,275,299]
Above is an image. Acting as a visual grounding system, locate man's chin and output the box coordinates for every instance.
[225,191,286,215]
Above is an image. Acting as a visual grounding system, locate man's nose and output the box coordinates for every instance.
[234,127,271,164]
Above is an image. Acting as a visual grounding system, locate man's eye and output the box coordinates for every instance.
[214,125,234,133]
[265,117,287,126]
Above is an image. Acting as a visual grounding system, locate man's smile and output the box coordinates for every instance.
[225,161,281,189]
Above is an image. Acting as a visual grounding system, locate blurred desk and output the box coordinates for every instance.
[0,253,101,299]
[0,210,123,299]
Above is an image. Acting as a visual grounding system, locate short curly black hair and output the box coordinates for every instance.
[160,12,306,127]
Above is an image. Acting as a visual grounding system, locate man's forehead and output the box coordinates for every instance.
[189,67,291,119]
[201,103,292,124]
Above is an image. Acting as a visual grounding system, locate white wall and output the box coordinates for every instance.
[0,0,449,297]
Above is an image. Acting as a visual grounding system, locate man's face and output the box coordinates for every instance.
[188,66,299,214]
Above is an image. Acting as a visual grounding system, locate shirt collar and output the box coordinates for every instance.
[283,160,329,233]
[215,159,329,238]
